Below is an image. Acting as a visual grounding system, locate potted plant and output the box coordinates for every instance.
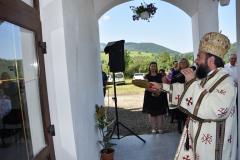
[130,3,157,21]
[95,104,115,160]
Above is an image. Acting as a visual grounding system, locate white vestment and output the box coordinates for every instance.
[163,68,237,160]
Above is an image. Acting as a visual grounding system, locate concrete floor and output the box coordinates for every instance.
[112,132,181,160]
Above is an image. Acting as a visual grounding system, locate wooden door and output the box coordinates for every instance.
[0,0,55,160]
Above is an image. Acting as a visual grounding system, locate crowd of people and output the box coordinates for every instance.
[142,58,195,134]
[142,45,238,137]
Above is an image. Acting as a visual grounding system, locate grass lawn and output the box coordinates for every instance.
[106,79,145,96]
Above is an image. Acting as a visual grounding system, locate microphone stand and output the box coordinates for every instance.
[110,72,145,143]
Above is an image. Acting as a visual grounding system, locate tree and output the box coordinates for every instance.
[154,52,172,71]
[124,50,131,72]
[100,50,195,78]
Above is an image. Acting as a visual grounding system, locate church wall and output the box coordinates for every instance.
[61,0,102,159]
[40,0,102,159]
[40,0,78,159]
[191,0,219,57]
[94,0,129,19]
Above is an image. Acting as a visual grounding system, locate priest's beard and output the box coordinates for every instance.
[196,63,210,79]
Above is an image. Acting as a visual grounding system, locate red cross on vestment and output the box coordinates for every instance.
[217,108,228,118]
[175,95,180,102]
[216,89,226,95]
[201,133,212,144]
[183,155,190,160]
[185,97,193,106]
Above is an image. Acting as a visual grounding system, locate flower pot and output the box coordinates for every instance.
[140,11,150,20]
[220,0,230,6]
[100,148,114,160]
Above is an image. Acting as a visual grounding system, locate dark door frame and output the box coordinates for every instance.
[0,0,55,159]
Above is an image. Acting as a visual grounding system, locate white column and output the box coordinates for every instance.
[41,0,104,159]
[191,0,219,58]
[61,0,103,159]
[40,0,77,160]
[236,0,240,158]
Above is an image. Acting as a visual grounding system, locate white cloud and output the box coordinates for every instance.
[102,15,111,21]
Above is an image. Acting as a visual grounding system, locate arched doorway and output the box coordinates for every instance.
[95,0,219,57]
[95,0,238,159]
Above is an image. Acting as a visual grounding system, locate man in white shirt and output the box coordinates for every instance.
[224,53,238,85]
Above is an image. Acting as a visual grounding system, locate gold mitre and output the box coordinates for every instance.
[199,32,230,59]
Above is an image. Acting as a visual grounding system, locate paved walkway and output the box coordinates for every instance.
[112,132,181,160]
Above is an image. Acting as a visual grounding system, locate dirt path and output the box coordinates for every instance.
[104,93,144,110]
[104,94,177,135]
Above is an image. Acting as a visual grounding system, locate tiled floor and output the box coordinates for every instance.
[112,132,181,160]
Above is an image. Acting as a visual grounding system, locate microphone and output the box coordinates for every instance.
[175,66,196,79]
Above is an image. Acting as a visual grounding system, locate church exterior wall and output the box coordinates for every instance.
[40,0,102,159]
[39,0,238,159]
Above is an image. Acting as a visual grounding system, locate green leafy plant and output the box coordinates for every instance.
[130,3,157,21]
[95,104,115,151]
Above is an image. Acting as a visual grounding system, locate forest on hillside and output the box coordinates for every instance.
[101,42,237,78]
[0,58,23,79]
[101,51,194,78]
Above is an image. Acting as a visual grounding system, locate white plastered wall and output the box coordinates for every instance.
[191,0,219,57]
[40,0,102,159]
[94,0,130,19]
[40,0,77,160]
[61,0,103,159]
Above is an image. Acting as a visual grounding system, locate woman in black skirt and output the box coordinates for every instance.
[142,62,168,134]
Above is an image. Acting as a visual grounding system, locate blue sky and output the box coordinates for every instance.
[0,22,22,60]
[99,0,236,53]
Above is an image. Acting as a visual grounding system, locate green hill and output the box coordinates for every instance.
[100,42,181,55]
[124,42,181,55]
[101,42,237,56]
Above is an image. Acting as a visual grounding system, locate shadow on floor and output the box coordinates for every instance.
[112,133,181,160]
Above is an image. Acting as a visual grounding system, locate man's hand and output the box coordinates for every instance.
[181,68,195,82]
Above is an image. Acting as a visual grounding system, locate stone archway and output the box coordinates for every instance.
[94,0,219,57]
[94,0,240,158]
[94,0,196,19]
[37,0,238,159]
